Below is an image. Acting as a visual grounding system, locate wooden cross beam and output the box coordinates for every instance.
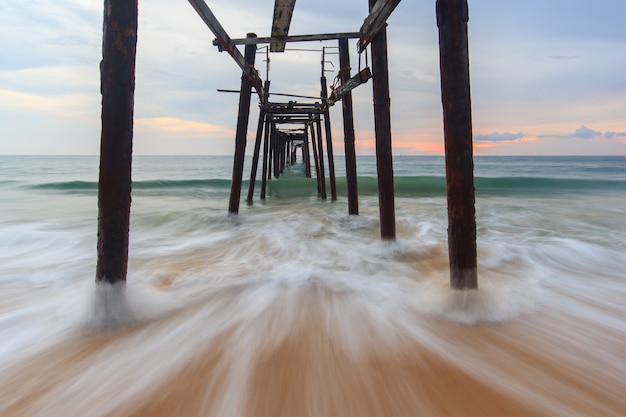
[270,0,297,52]
[187,0,263,94]
[327,67,372,105]
[358,0,401,52]
[218,32,360,46]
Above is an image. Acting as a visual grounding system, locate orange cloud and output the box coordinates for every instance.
[135,117,233,137]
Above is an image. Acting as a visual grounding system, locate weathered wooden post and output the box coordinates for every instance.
[309,122,322,193]
[303,125,312,178]
[369,0,396,240]
[320,77,337,201]
[247,81,270,203]
[246,111,266,203]
[268,123,274,180]
[273,128,281,178]
[96,0,138,284]
[437,0,478,289]
[228,33,257,214]
[338,38,359,215]
[260,114,271,199]
[315,116,327,199]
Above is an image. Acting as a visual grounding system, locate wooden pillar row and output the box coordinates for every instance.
[228,33,257,215]
[96,0,138,284]
[437,0,478,289]
[338,38,359,215]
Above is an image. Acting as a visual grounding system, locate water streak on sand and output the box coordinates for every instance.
[1,156,625,416]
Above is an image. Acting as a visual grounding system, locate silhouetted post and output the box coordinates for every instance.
[303,127,312,177]
[96,0,138,284]
[309,122,322,193]
[315,116,327,199]
[260,114,271,199]
[268,123,274,180]
[228,33,257,214]
[437,0,478,289]
[369,0,396,240]
[246,111,266,203]
[247,81,270,203]
[273,128,280,178]
[321,77,337,200]
[339,38,359,215]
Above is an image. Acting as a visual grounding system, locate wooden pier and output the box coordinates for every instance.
[97,0,478,290]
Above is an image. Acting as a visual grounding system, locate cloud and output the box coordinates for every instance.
[605,131,626,140]
[134,117,233,138]
[570,125,602,139]
[548,55,577,60]
[474,131,526,142]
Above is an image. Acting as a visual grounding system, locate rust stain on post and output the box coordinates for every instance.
[96,0,138,284]
[437,0,478,289]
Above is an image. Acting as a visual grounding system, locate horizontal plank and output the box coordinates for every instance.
[218,32,360,46]
[328,67,372,105]
[358,0,401,52]
[270,0,297,52]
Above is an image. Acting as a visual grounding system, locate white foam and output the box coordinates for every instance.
[85,280,181,329]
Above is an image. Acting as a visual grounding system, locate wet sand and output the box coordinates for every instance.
[1,280,624,417]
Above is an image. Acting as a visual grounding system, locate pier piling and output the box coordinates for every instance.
[339,38,359,215]
[321,76,338,201]
[228,33,257,215]
[369,0,396,240]
[437,0,478,289]
[96,0,138,284]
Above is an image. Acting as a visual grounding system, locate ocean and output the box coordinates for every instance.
[0,154,625,416]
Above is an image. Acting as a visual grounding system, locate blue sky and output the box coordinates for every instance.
[0,0,624,155]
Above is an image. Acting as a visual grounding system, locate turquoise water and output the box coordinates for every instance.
[0,155,625,416]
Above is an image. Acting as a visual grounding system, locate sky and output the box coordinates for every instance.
[0,0,625,156]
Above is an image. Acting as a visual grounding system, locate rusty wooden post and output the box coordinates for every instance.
[307,121,322,195]
[303,126,312,177]
[246,111,265,203]
[268,123,274,180]
[228,33,257,214]
[321,77,337,201]
[338,38,359,215]
[369,0,396,240]
[260,114,271,199]
[273,128,280,178]
[96,0,138,284]
[315,116,327,199]
[437,0,478,289]
[247,81,270,203]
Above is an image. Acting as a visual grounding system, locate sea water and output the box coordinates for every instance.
[0,155,624,416]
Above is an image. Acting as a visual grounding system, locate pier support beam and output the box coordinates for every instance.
[228,33,257,214]
[247,81,270,203]
[315,116,327,199]
[321,76,338,201]
[339,38,359,215]
[437,0,478,289]
[369,0,396,240]
[303,125,312,177]
[96,0,138,284]
[260,114,271,199]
